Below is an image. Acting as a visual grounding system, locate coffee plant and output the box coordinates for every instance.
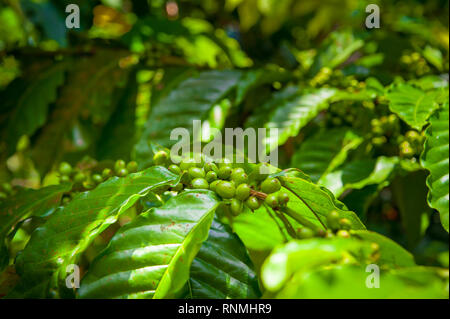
[0,0,448,299]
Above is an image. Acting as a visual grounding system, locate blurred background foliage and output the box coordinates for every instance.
[0,0,448,286]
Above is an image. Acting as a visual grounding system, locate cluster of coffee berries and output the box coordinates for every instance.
[295,210,353,240]
[326,101,361,127]
[398,130,425,158]
[57,159,138,190]
[400,52,431,76]
[370,114,401,147]
[153,151,291,216]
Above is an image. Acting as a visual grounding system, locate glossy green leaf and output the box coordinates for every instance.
[2,63,66,155]
[421,102,449,232]
[233,205,291,251]
[387,84,440,130]
[351,230,416,267]
[134,70,241,167]
[264,87,337,148]
[310,30,364,75]
[319,157,399,197]
[14,166,179,297]
[235,69,290,105]
[187,219,260,299]
[0,183,72,271]
[274,265,448,299]
[391,170,431,248]
[261,238,374,292]
[275,171,366,230]
[291,128,363,182]
[78,190,220,299]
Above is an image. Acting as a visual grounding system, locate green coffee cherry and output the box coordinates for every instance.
[231,168,248,185]
[117,168,128,177]
[114,160,126,173]
[172,183,183,192]
[168,164,181,175]
[230,198,243,216]
[74,172,87,183]
[245,196,261,211]
[180,158,196,171]
[316,229,327,238]
[206,171,218,183]
[83,181,95,190]
[218,166,232,180]
[60,175,70,183]
[59,162,72,176]
[102,168,113,179]
[297,227,315,239]
[260,178,281,194]
[253,163,271,182]
[337,230,350,238]
[236,184,251,201]
[218,158,232,169]
[191,178,209,190]
[189,167,206,179]
[339,218,352,230]
[265,193,279,208]
[127,161,138,173]
[204,162,219,174]
[277,191,290,206]
[0,192,7,200]
[327,210,341,231]
[153,151,169,165]
[216,181,235,199]
[92,174,103,184]
[209,180,220,192]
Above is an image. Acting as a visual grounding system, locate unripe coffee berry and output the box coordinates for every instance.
[127,161,138,173]
[245,196,261,211]
[169,164,181,175]
[209,180,220,192]
[204,162,219,174]
[180,158,196,171]
[117,168,128,177]
[337,230,350,238]
[297,227,315,239]
[206,171,218,183]
[230,198,243,216]
[92,174,103,184]
[153,151,168,165]
[102,168,113,179]
[327,210,341,231]
[260,178,281,194]
[59,162,72,176]
[60,175,70,183]
[189,167,205,179]
[114,160,126,173]
[74,172,87,183]
[339,218,352,230]
[236,184,251,201]
[216,181,235,199]
[265,193,279,208]
[218,158,232,169]
[277,191,290,206]
[191,178,209,190]
[218,166,232,180]
[231,168,248,185]
[172,183,183,192]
